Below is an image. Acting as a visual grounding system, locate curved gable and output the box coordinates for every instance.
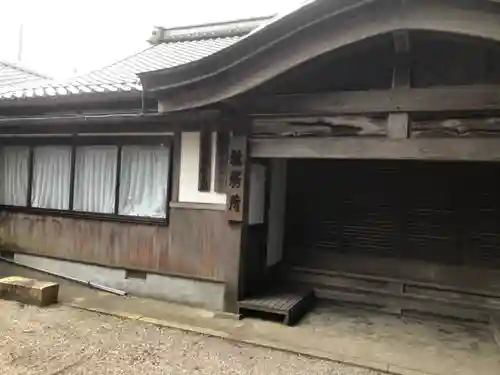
[140,0,500,112]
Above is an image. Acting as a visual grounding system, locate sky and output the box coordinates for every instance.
[1,0,304,80]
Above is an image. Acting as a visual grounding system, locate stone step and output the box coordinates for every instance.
[0,276,59,307]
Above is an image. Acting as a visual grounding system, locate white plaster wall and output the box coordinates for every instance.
[266,159,287,267]
[14,253,225,311]
[178,132,227,204]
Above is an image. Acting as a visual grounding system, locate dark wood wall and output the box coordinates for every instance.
[411,32,500,88]
[0,207,240,283]
[247,34,394,95]
[245,31,500,97]
[168,207,241,281]
[0,212,169,273]
[284,159,500,269]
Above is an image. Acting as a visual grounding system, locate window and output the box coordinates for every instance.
[0,136,172,222]
[119,145,170,218]
[0,146,29,206]
[31,146,72,210]
[197,131,229,194]
[74,146,118,214]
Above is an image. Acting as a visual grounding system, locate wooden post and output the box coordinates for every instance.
[223,131,251,312]
[226,134,249,222]
[388,30,411,139]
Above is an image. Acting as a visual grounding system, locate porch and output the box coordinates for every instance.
[238,158,500,323]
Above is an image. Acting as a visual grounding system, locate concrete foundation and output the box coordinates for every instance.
[13,253,225,311]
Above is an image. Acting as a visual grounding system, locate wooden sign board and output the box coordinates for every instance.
[226,134,248,222]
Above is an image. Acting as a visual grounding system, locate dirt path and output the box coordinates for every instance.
[0,301,381,375]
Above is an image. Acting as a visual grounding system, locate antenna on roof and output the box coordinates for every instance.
[17,23,24,62]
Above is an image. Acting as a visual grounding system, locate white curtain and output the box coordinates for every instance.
[31,146,72,210]
[0,146,29,206]
[73,146,117,213]
[119,145,170,218]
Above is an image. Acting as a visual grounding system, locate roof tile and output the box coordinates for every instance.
[0,61,50,94]
[0,35,243,101]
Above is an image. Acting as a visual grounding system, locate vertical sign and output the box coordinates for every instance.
[226,134,248,222]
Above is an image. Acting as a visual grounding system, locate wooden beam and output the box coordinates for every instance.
[170,132,182,202]
[388,30,410,139]
[387,113,409,139]
[250,137,500,161]
[412,117,500,138]
[252,116,387,137]
[0,109,222,129]
[391,30,411,88]
[243,85,500,116]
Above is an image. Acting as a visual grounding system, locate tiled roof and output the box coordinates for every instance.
[0,17,270,102]
[0,61,50,95]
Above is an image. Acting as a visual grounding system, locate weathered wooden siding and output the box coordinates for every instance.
[168,207,241,281]
[411,117,500,138]
[0,208,238,282]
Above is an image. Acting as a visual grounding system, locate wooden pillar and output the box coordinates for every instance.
[223,129,252,312]
[226,134,249,222]
[387,30,411,139]
[492,314,500,349]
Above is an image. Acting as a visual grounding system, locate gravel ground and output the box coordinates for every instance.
[0,301,382,375]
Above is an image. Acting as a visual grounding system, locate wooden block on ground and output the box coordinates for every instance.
[0,276,59,306]
[239,289,314,326]
[492,315,500,350]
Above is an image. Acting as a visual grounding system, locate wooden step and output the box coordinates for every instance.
[291,250,500,297]
[238,289,314,326]
[288,268,500,321]
[315,287,492,322]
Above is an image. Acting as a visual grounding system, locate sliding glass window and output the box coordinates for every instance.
[0,136,172,222]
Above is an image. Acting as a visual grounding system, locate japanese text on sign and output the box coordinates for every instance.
[226,135,247,222]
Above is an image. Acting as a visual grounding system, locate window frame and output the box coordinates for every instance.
[0,145,31,207]
[198,130,213,192]
[197,131,230,195]
[214,131,230,194]
[0,135,174,225]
